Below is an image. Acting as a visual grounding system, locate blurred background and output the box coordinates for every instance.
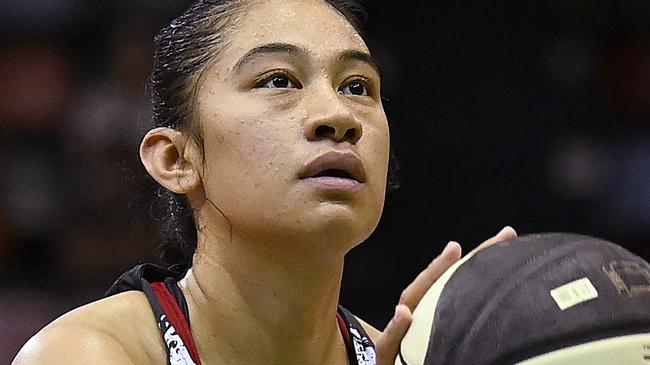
[1,0,649,361]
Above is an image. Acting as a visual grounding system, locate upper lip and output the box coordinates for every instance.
[298,151,367,183]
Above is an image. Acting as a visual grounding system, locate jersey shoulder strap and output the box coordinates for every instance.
[147,279,202,365]
[105,263,184,296]
[105,264,201,365]
[338,306,377,365]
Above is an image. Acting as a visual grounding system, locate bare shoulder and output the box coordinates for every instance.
[355,316,382,344]
[12,291,165,365]
[12,323,136,364]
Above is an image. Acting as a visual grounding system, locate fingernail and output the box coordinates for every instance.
[442,241,457,255]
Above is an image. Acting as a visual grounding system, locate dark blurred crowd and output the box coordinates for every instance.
[1,0,649,362]
[0,1,192,359]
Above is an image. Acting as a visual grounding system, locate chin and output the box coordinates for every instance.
[303,204,382,249]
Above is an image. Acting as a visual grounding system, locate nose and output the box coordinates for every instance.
[303,92,363,145]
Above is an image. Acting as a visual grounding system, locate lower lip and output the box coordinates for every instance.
[301,177,364,193]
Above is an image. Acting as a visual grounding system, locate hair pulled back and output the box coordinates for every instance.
[149,0,368,270]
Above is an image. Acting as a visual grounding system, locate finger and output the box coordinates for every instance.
[398,241,462,311]
[474,226,517,252]
[376,304,412,365]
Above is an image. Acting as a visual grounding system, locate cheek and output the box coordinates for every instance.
[368,136,390,206]
[199,110,301,198]
[366,115,391,205]
[200,91,306,176]
[363,112,391,174]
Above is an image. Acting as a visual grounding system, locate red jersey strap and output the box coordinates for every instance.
[337,306,377,365]
[337,311,357,364]
[150,281,202,365]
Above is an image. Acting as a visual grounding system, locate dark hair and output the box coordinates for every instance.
[149,0,394,270]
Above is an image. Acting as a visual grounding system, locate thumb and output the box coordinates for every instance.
[376,304,412,365]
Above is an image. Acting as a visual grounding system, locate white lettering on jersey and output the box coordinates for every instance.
[350,325,377,365]
[159,314,198,365]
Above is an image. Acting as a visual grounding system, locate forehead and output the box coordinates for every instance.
[225,0,368,62]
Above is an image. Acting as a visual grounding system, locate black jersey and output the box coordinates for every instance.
[106,264,377,365]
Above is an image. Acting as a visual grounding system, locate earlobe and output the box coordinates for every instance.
[140,127,201,194]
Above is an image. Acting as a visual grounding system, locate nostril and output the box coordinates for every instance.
[344,128,357,140]
[309,124,361,143]
[315,125,335,138]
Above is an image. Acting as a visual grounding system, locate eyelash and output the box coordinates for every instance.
[253,71,376,97]
[254,70,302,89]
[339,77,375,97]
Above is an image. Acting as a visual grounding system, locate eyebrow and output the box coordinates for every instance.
[234,43,305,73]
[336,50,382,78]
[233,42,381,77]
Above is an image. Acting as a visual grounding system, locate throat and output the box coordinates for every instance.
[178,247,347,365]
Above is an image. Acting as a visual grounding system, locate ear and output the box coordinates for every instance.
[140,127,202,194]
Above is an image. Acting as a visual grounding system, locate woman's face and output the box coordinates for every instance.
[193,0,389,252]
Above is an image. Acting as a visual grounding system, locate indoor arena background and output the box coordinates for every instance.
[1,0,649,361]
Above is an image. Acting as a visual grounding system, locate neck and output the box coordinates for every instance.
[178,223,349,365]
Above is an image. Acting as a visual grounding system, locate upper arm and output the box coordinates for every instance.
[12,325,137,365]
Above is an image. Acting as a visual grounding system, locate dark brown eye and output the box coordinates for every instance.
[258,73,300,89]
[271,76,289,88]
[349,81,365,95]
[339,80,369,96]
